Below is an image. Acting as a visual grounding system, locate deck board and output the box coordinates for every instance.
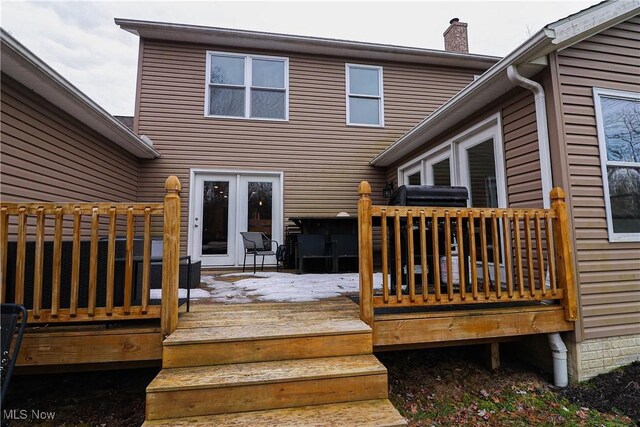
[142,399,406,426]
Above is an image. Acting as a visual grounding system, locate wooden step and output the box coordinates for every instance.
[146,355,388,420]
[163,318,372,367]
[143,399,406,426]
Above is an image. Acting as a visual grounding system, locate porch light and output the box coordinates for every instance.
[382,182,394,199]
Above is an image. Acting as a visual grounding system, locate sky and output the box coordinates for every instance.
[1,0,600,116]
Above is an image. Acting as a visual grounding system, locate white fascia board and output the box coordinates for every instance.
[549,0,640,46]
[0,29,159,159]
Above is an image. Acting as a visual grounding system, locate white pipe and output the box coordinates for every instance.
[509,65,569,387]
[506,65,553,209]
[548,333,569,387]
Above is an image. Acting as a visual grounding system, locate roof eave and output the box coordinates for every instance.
[115,18,500,70]
[0,29,159,160]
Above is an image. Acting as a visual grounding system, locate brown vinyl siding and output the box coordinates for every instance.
[556,16,640,340]
[136,40,485,252]
[501,90,543,208]
[0,75,140,203]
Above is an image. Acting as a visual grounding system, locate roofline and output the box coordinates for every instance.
[0,28,159,159]
[115,18,500,70]
[371,0,640,167]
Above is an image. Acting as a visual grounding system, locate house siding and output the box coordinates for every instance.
[556,16,640,341]
[135,40,485,253]
[0,75,140,203]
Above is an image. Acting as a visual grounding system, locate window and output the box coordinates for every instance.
[346,64,384,126]
[206,52,288,120]
[593,88,640,241]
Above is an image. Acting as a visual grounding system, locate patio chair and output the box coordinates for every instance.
[1,304,27,405]
[331,234,359,272]
[241,232,281,273]
[296,234,333,274]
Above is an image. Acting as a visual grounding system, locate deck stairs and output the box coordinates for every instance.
[143,299,406,426]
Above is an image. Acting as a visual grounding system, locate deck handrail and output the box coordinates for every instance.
[0,176,181,338]
[357,181,578,326]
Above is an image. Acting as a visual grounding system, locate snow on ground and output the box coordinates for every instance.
[197,272,384,303]
[150,288,212,300]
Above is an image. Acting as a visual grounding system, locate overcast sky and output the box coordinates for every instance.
[2,0,599,116]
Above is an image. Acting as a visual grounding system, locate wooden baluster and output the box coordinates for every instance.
[70,207,81,317]
[432,210,441,301]
[491,211,501,299]
[162,176,182,337]
[407,210,415,302]
[88,207,99,317]
[524,212,535,297]
[381,210,389,303]
[534,212,546,297]
[514,212,524,297]
[545,213,557,296]
[468,211,478,300]
[394,212,402,301]
[142,207,152,313]
[479,211,489,298]
[0,207,8,303]
[106,207,117,315]
[419,211,428,300]
[124,207,134,315]
[51,207,63,317]
[457,211,466,300]
[502,211,514,298]
[15,207,27,305]
[551,188,578,321]
[33,207,45,319]
[444,211,453,301]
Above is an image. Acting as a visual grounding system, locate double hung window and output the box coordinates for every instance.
[206,52,288,120]
[346,64,384,126]
[593,88,640,241]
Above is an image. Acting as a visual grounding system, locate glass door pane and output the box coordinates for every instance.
[247,181,273,238]
[432,158,451,186]
[202,181,230,255]
[466,139,497,208]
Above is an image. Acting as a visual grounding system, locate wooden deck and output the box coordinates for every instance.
[144,298,406,426]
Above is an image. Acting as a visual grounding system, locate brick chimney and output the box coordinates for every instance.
[444,18,469,53]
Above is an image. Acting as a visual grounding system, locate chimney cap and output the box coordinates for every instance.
[450,18,460,24]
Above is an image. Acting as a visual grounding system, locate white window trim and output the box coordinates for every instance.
[401,162,423,186]
[593,87,640,242]
[345,63,384,127]
[425,148,452,185]
[205,51,289,121]
[397,113,507,208]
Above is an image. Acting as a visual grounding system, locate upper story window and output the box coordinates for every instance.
[346,64,384,127]
[593,88,640,242]
[206,52,288,120]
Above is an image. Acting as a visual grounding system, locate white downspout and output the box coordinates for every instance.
[507,64,569,387]
[506,65,553,209]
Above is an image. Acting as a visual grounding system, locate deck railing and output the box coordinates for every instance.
[357,181,577,327]
[0,176,181,338]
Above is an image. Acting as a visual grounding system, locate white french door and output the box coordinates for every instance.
[190,171,283,267]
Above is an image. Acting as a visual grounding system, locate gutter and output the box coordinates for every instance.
[506,65,553,208]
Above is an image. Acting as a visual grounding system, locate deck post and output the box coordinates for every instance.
[161,176,181,338]
[550,188,578,321]
[358,181,374,326]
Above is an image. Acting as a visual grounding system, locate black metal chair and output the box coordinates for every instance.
[331,234,359,272]
[241,232,280,273]
[296,234,333,273]
[1,304,27,405]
